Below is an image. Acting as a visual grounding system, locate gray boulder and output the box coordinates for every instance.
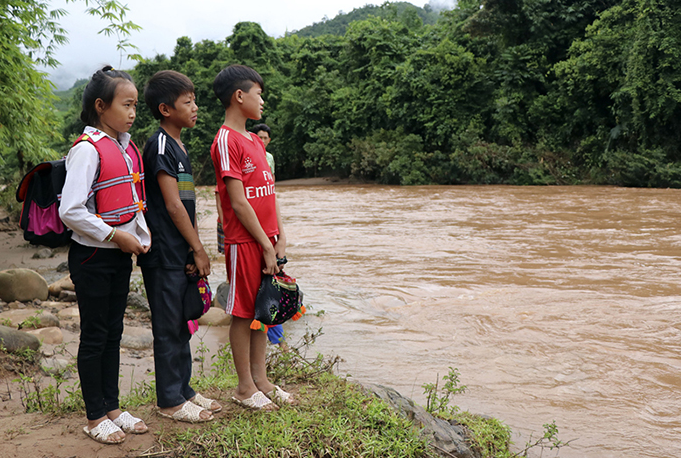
[212,281,229,310]
[363,384,479,458]
[0,269,49,302]
[25,326,63,344]
[0,325,41,352]
[121,325,153,350]
[197,307,231,326]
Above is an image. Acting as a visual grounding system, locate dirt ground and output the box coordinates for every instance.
[0,220,225,458]
[0,178,337,457]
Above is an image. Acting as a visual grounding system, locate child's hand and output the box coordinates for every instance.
[193,247,211,277]
[262,246,280,275]
[185,264,197,275]
[113,230,149,255]
[274,236,286,260]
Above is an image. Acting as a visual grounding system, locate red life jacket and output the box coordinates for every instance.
[73,132,146,226]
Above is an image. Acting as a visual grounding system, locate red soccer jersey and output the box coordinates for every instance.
[211,125,279,244]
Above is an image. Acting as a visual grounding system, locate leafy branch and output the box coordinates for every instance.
[77,0,143,67]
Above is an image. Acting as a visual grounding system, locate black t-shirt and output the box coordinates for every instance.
[137,127,196,269]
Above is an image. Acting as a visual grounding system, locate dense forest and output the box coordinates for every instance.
[292,2,441,37]
[4,0,681,191]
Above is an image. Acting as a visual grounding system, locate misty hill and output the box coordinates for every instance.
[53,78,87,112]
[291,2,441,37]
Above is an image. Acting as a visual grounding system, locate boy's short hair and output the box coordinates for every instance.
[213,65,264,109]
[144,70,195,120]
[251,124,271,136]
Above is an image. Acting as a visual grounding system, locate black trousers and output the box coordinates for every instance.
[142,266,195,408]
[69,242,131,420]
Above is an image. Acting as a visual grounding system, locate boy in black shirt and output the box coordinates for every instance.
[138,70,221,422]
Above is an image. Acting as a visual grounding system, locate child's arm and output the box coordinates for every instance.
[273,196,286,260]
[158,171,210,277]
[224,176,279,275]
[215,189,224,224]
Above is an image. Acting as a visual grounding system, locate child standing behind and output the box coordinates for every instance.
[211,65,293,410]
[137,70,221,422]
[60,66,150,444]
[250,123,289,352]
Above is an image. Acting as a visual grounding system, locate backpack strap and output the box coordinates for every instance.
[16,162,52,203]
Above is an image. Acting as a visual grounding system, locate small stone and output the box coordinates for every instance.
[57,307,80,319]
[56,262,69,273]
[62,321,79,333]
[7,301,24,310]
[40,357,72,378]
[40,301,66,309]
[58,290,77,302]
[197,307,232,326]
[48,275,75,297]
[0,310,59,329]
[127,291,150,311]
[32,248,54,259]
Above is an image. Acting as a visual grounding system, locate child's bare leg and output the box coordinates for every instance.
[230,317,260,400]
[250,328,275,394]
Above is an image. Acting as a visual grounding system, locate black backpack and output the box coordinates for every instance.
[16,160,72,248]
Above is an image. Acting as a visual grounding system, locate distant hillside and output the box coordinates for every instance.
[53,78,87,112]
[291,2,441,37]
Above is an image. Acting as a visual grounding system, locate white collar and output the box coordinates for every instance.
[84,125,131,150]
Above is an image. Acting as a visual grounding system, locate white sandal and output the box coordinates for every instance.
[231,391,278,411]
[83,419,125,444]
[266,385,295,405]
[158,401,214,423]
[112,411,148,434]
[192,393,222,413]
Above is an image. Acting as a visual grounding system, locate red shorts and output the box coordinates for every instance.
[225,237,276,319]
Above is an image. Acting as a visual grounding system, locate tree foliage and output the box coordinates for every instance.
[292,2,440,38]
[12,0,681,189]
[0,0,140,187]
[111,0,681,187]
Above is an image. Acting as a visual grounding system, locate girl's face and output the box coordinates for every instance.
[96,80,138,138]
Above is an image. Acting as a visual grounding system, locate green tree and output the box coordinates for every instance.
[0,0,141,183]
[0,1,67,177]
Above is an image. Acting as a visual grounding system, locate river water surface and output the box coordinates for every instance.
[198,184,681,458]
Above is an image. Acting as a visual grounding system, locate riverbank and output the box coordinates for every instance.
[0,223,494,458]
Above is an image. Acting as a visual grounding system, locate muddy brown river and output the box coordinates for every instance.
[197,184,681,458]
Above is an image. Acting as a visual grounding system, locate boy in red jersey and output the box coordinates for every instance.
[210,65,292,410]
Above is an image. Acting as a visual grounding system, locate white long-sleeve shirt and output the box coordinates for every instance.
[59,126,151,248]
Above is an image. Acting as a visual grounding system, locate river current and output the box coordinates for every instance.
[197,184,681,458]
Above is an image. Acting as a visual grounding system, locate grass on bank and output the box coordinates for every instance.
[1,329,568,457]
